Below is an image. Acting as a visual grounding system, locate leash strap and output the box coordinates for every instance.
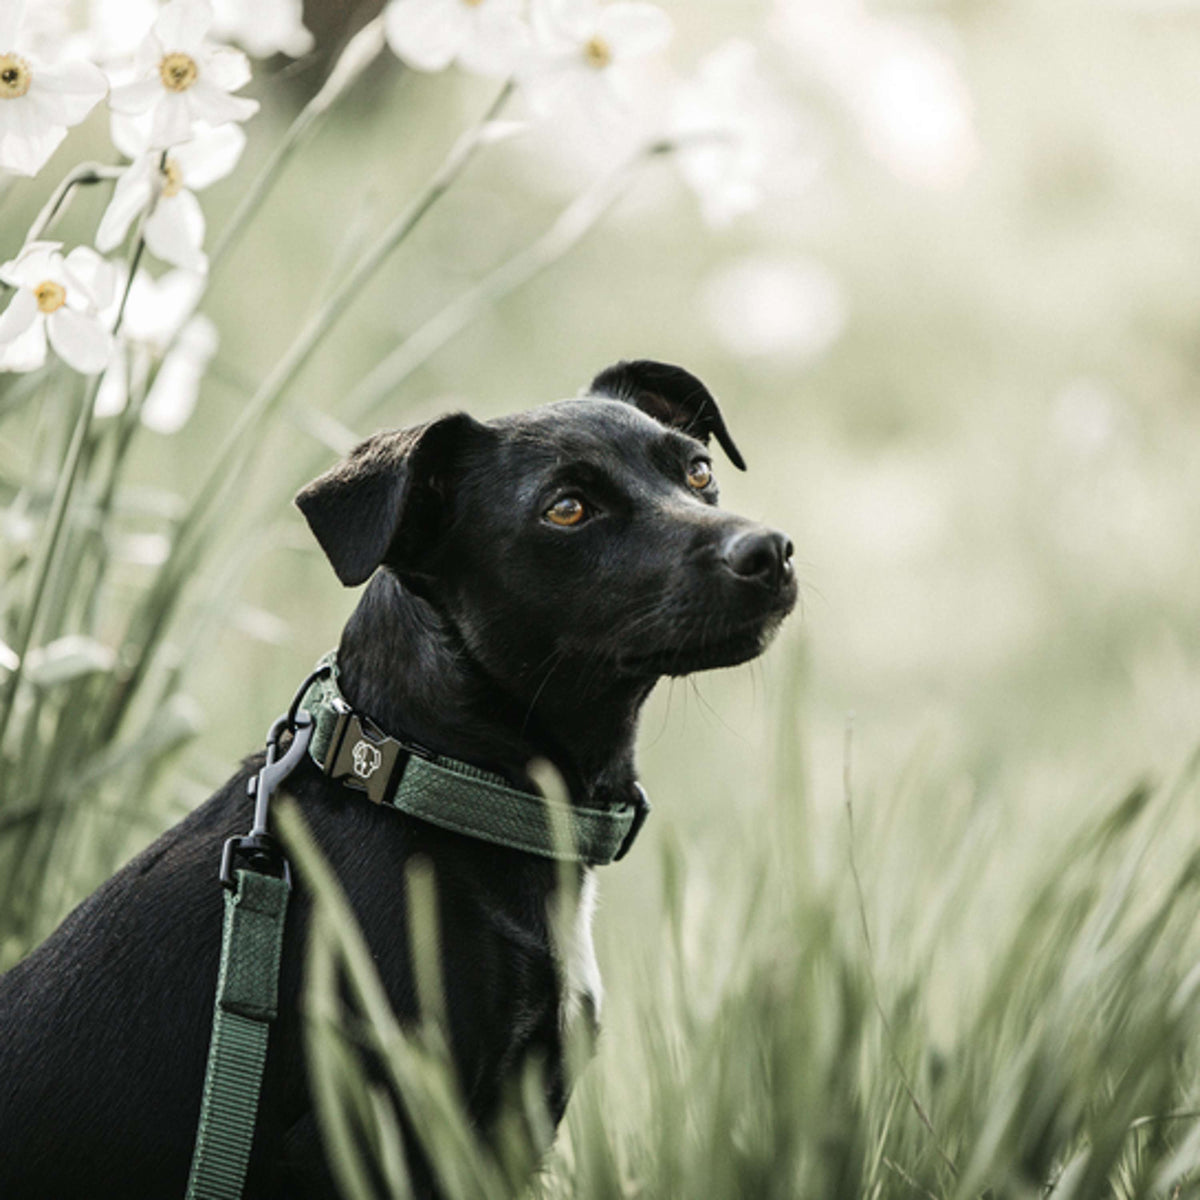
[298,653,649,866]
[186,868,289,1200]
[185,648,648,1197]
[188,713,309,1199]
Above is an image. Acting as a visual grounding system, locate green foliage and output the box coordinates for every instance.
[6,4,1200,1196]
[277,734,1200,1200]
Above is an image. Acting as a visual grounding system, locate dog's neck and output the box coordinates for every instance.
[334,573,652,812]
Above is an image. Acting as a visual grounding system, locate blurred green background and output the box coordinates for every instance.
[6,0,1200,1192]
[6,0,1200,1046]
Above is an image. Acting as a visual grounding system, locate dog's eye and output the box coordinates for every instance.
[686,459,713,490]
[545,496,588,527]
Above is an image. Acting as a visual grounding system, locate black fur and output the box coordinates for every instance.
[0,362,796,1197]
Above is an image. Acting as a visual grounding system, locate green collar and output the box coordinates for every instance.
[296,653,649,866]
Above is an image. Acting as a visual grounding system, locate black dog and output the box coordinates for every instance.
[0,361,795,1197]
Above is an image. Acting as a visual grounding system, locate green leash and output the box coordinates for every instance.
[187,654,651,1197]
[186,711,311,1199]
[185,869,289,1200]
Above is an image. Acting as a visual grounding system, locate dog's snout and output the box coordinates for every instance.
[723,528,794,589]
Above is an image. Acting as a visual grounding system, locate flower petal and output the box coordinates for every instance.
[204,46,252,92]
[155,0,214,53]
[385,0,469,72]
[141,313,217,433]
[0,117,66,178]
[531,0,600,47]
[171,122,245,189]
[107,75,163,115]
[30,59,109,126]
[185,79,258,126]
[517,57,577,117]
[96,158,155,252]
[64,247,118,311]
[110,109,154,158]
[47,308,113,374]
[0,2,25,49]
[0,288,39,345]
[150,90,196,147]
[0,317,48,374]
[458,10,533,78]
[144,189,208,272]
[94,344,130,418]
[0,242,63,289]
[597,3,672,59]
[123,267,204,342]
[211,0,314,58]
[86,0,159,63]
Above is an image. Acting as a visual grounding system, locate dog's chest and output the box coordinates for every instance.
[557,871,603,1033]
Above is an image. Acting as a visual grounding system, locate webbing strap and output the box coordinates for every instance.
[297,653,648,865]
[186,869,290,1200]
[395,754,633,861]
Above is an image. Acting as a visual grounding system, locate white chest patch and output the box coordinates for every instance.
[558,870,603,1034]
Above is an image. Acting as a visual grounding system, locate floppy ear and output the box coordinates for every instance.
[295,412,486,587]
[588,359,746,470]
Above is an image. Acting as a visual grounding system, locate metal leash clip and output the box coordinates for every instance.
[219,710,314,890]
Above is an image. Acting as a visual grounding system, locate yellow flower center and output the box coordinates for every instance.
[161,157,184,198]
[34,281,66,314]
[159,51,199,92]
[583,36,612,69]
[0,53,32,99]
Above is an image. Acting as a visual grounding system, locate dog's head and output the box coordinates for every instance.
[296,361,796,693]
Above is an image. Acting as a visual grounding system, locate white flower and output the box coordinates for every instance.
[667,40,819,227]
[211,0,314,60]
[108,0,259,150]
[0,1,107,177]
[16,0,72,60]
[140,311,217,432]
[0,635,19,673]
[670,42,773,227]
[773,0,977,189]
[0,242,116,374]
[72,0,159,66]
[523,0,672,121]
[97,123,246,272]
[384,0,532,77]
[95,268,217,434]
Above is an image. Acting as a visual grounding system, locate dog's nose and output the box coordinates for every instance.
[723,528,794,589]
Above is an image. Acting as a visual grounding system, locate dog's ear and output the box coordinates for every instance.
[588,359,746,470]
[295,412,487,587]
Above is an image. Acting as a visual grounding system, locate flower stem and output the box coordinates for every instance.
[341,139,672,429]
[24,162,124,245]
[150,140,675,641]
[197,77,512,527]
[208,16,388,271]
[101,82,515,740]
[0,233,149,755]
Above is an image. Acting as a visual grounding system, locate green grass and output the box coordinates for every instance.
[276,679,1200,1199]
[6,3,1200,1194]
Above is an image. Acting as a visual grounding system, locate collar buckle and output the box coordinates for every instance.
[322,707,425,804]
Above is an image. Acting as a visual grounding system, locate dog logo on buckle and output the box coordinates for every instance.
[352,740,382,780]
